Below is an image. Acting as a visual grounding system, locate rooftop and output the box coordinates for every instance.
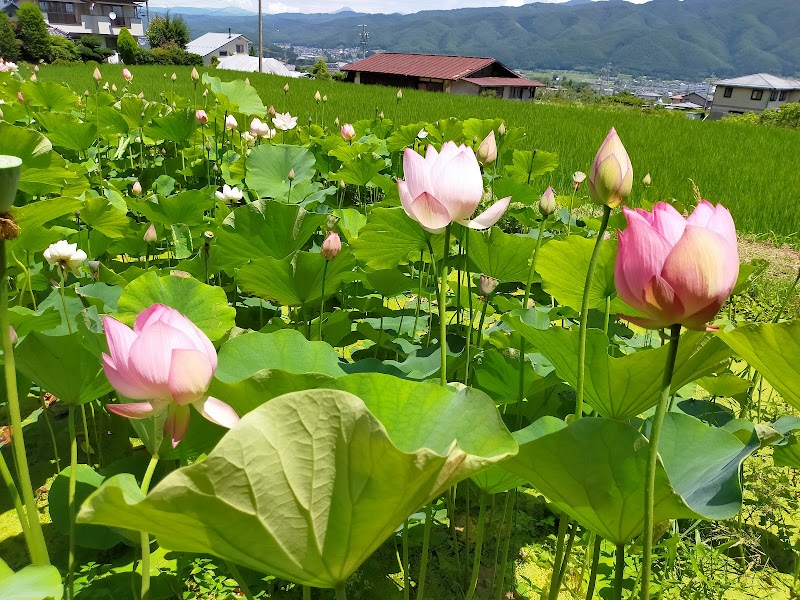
[186,32,252,57]
[463,76,545,88]
[716,73,800,90]
[343,52,504,81]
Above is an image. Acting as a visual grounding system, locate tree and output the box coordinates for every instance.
[146,13,190,49]
[0,12,20,62]
[311,58,331,81]
[16,3,51,63]
[50,37,78,62]
[76,35,114,63]
[117,27,139,64]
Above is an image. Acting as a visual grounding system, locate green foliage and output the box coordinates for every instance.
[116,27,138,65]
[146,13,191,49]
[15,2,51,63]
[75,35,113,63]
[311,58,331,80]
[49,36,78,62]
[727,103,800,129]
[0,11,20,62]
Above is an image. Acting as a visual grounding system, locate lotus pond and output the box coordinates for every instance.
[0,64,799,600]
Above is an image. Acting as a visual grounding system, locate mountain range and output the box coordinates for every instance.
[159,0,800,80]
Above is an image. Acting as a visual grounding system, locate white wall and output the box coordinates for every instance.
[712,85,800,117]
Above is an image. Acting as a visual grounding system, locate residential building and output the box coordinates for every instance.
[217,54,303,77]
[670,91,710,109]
[186,31,252,66]
[34,1,144,47]
[342,52,545,100]
[711,73,800,118]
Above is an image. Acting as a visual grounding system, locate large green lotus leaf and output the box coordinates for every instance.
[774,436,800,468]
[48,464,124,550]
[17,165,85,197]
[7,196,83,255]
[246,144,316,201]
[471,347,560,406]
[335,153,386,187]
[504,149,559,183]
[536,235,623,312]
[79,388,515,588]
[116,272,236,342]
[719,322,800,411]
[0,560,63,600]
[364,269,414,297]
[80,196,129,239]
[213,200,327,271]
[143,109,196,144]
[203,74,267,115]
[350,207,445,270]
[506,319,731,420]
[464,226,538,283]
[470,465,526,495]
[20,80,79,113]
[15,332,111,406]
[46,122,98,153]
[132,188,214,226]
[237,250,356,307]
[0,122,54,170]
[695,374,752,398]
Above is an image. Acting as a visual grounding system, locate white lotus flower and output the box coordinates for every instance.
[272,112,297,131]
[417,128,429,139]
[44,240,87,276]
[215,185,244,203]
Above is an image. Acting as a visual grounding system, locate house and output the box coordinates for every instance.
[670,91,710,108]
[186,31,252,66]
[711,73,800,118]
[31,1,144,47]
[342,52,545,100]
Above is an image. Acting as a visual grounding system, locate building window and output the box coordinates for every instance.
[780,90,788,101]
[236,45,244,53]
[723,87,732,98]
[219,51,228,57]
[770,90,779,101]
[751,89,763,100]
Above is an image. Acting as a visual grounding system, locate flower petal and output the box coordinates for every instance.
[103,316,137,367]
[165,404,191,448]
[458,196,511,230]
[616,208,673,309]
[397,179,418,222]
[106,400,166,420]
[133,304,170,333]
[168,348,214,405]
[193,396,240,429]
[409,192,451,233]
[128,322,197,398]
[102,354,153,400]
[402,148,432,200]
[429,146,483,221]
[651,203,686,246]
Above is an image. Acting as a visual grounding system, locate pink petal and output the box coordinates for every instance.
[425,144,439,161]
[103,316,137,367]
[459,196,511,230]
[102,354,153,400]
[705,204,737,244]
[168,348,214,405]
[128,322,197,399]
[165,404,191,448]
[133,304,170,333]
[686,200,716,228]
[651,203,687,246]
[106,400,166,420]
[617,208,673,309]
[409,192,451,233]
[397,179,418,222]
[660,225,739,317]
[618,314,674,330]
[429,146,483,221]
[193,396,240,429]
[151,307,217,371]
[402,148,432,200]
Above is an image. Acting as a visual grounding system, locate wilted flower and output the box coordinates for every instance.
[241,131,255,146]
[93,67,102,83]
[122,68,133,82]
[195,110,208,125]
[191,67,199,81]
[572,171,586,190]
[102,305,239,447]
[340,123,356,141]
[132,181,143,196]
[215,184,243,203]
[43,241,87,276]
[103,82,110,91]
[397,142,510,233]
[476,131,497,165]
[615,201,739,331]
[321,231,341,260]
[88,260,100,276]
[225,114,238,130]
[273,112,297,131]
[589,127,633,208]
[538,186,557,217]
[143,224,157,243]
[643,173,652,187]
[479,275,499,296]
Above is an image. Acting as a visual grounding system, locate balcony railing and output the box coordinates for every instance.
[47,12,80,25]
[110,16,137,29]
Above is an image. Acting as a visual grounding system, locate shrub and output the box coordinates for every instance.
[16,3,51,63]
[0,12,20,62]
[49,36,78,62]
[146,13,190,49]
[117,27,139,64]
[76,35,114,63]
[210,55,219,68]
[311,58,331,81]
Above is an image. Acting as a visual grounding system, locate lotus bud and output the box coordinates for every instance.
[321,232,341,260]
[284,83,290,93]
[0,108,3,120]
[479,275,499,296]
[379,111,384,120]
[288,168,295,181]
[143,224,157,243]
[196,110,208,125]
[163,73,167,78]
[203,89,208,97]
[588,127,633,208]
[323,95,328,103]
[30,73,36,82]
[88,260,100,276]
[122,68,133,82]
[138,91,145,99]
[538,186,557,217]
[250,117,263,135]
[171,72,177,81]
[339,180,346,189]
[268,104,276,117]
[132,181,142,196]
[84,89,90,97]
[572,171,586,190]
[314,90,321,103]
[8,326,17,345]
[17,92,24,104]
[498,122,506,136]
[340,123,355,141]
[111,83,117,92]
[191,67,199,81]
[396,89,403,100]
[225,114,238,130]
[34,65,39,73]
[213,163,218,172]
[643,173,652,187]
[307,116,312,124]
[245,77,250,86]
[103,82,109,91]
[93,67,102,83]
[334,117,340,127]
[476,131,497,165]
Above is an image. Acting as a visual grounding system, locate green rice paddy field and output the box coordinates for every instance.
[37,64,800,241]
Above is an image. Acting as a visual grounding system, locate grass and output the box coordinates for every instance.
[33,63,800,241]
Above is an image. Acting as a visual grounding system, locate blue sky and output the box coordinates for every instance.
[149,0,649,14]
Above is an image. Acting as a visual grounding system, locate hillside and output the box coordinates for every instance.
[166,0,800,80]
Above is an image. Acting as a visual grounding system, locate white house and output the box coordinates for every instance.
[711,73,800,118]
[187,31,252,66]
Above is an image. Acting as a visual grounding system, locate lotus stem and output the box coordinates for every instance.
[303,585,311,600]
[417,503,434,600]
[319,260,329,341]
[495,491,516,600]
[40,394,61,473]
[547,514,570,600]
[490,491,511,595]
[575,205,612,419]
[465,492,488,600]
[226,561,256,600]
[0,239,50,565]
[773,267,800,323]
[464,236,474,385]
[0,450,31,545]
[641,323,681,600]
[567,186,577,235]
[438,225,452,387]
[334,582,348,600]
[557,522,577,590]
[67,407,78,600]
[402,519,410,600]
[140,453,159,600]
[59,269,75,336]
[614,544,625,600]
[475,293,491,351]
[585,534,602,600]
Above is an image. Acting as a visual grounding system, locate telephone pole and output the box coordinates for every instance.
[258,0,263,73]
[359,23,369,60]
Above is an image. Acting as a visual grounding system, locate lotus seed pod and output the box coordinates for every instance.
[0,155,23,212]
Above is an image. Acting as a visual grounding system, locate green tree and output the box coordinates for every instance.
[146,13,190,49]
[16,3,52,63]
[50,36,77,62]
[311,58,331,81]
[117,27,138,64]
[76,35,113,62]
[0,12,20,62]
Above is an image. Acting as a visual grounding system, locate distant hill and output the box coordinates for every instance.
[168,0,800,79]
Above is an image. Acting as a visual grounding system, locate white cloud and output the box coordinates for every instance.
[504,0,526,6]
[266,2,293,12]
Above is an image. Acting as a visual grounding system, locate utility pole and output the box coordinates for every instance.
[359,23,369,60]
[258,0,263,73]
[145,0,150,24]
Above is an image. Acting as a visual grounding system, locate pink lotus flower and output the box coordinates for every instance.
[397,142,510,233]
[195,110,208,125]
[121,68,133,82]
[321,231,341,260]
[102,304,239,447]
[340,123,355,141]
[615,201,739,331]
[589,127,633,208]
[225,114,238,131]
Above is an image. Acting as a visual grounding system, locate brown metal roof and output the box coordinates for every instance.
[342,53,499,81]
[463,77,545,88]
